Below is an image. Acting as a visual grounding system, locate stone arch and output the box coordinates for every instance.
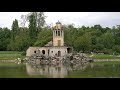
[56,30,57,36]
[42,50,45,55]
[58,51,61,57]
[67,48,72,53]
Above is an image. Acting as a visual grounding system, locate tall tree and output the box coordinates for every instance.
[0,27,11,51]
[36,12,46,32]
[20,15,27,28]
[27,12,46,38]
[28,13,37,39]
[11,19,19,40]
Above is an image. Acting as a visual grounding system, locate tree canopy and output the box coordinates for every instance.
[0,12,120,55]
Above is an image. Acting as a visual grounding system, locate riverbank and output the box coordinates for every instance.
[88,53,120,59]
[94,59,120,62]
[0,51,26,60]
[0,51,120,61]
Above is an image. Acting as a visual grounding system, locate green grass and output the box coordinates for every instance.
[0,51,26,60]
[89,54,120,59]
[94,61,120,64]
[0,51,22,54]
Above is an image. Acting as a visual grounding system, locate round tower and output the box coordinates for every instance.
[52,21,64,46]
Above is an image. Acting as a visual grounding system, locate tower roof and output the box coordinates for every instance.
[56,20,61,24]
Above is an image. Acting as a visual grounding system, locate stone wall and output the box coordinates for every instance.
[47,47,67,57]
[26,46,70,57]
[26,47,39,56]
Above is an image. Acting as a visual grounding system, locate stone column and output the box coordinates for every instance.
[62,31,64,36]
[54,30,55,36]
[53,30,54,36]
[60,30,61,36]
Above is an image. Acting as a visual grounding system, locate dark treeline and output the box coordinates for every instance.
[0,12,120,55]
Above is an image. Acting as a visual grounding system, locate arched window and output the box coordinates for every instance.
[58,51,61,57]
[56,30,57,36]
[58,31,60,36]
[42,50,45,55]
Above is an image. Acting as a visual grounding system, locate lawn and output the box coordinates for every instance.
[0,51,26,60]
[94,61,120,64]
[89,54,120,59]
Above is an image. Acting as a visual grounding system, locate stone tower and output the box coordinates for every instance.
[52,21,64,46]
[26,21,73,57]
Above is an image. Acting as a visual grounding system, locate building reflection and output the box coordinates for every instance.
[26,63,69,78]
[26,62,88,78]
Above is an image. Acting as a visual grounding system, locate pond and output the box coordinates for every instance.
[0,61,120,78]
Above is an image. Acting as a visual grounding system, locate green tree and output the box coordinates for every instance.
[34,28,52,46]
[0,28,11,51]
[7,27,30,51]
[28,13,37,39]
[36,12,46,32]
[74,33,92,52]
[27,12,46,38]
[11,19,19,40]
[112,45,120,54]
[99,32,115,49]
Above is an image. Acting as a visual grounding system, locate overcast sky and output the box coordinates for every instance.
[0,12,120,29]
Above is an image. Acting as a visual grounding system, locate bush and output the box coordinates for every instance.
[21,51,26,56]
[112,45,120,54]
[103,48,113,54]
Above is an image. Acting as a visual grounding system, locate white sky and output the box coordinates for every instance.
[0,12,120,29]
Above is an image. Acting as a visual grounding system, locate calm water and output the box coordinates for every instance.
[0,61,120,78]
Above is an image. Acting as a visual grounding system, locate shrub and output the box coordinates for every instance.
[21,51,26,56]
[103,48,113,54]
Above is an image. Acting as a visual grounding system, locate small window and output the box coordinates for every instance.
[65,51,66,53]
[51,51,53,53]
[34,51,36,53]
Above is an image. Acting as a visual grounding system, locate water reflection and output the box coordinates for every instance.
[26,62,88,78]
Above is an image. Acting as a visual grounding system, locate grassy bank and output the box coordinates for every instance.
[1,51,120,60]
[94,61,120,64]
[0,51,26,60]
[89,54,120,59]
